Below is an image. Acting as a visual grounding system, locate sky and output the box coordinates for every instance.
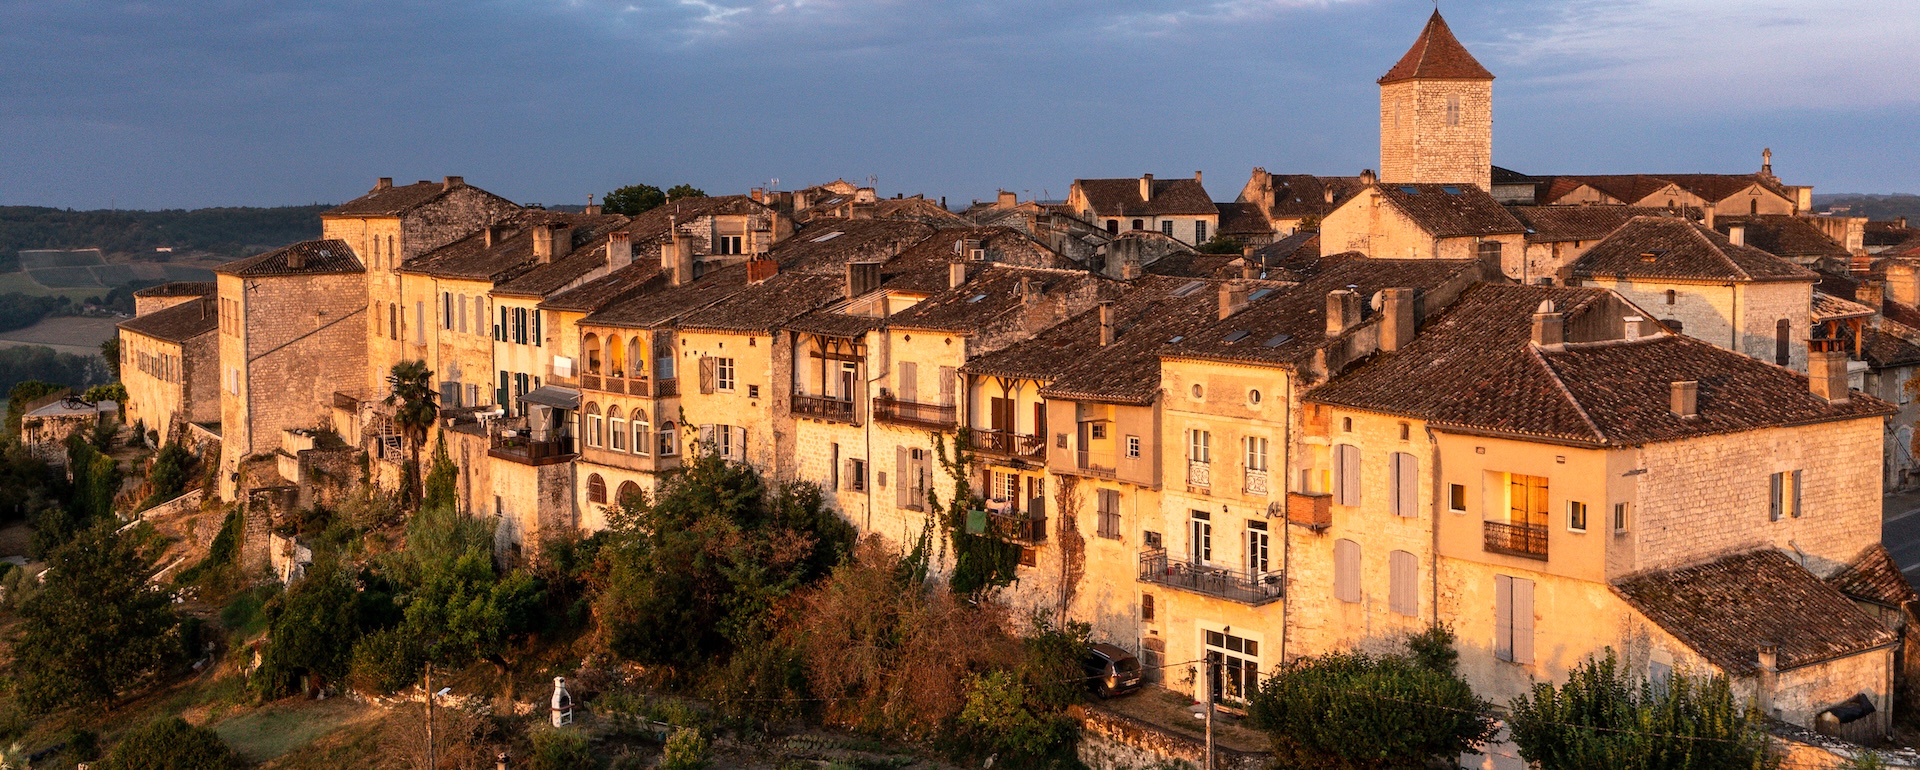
[2,0,1918,210]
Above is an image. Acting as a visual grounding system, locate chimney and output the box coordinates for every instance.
[847,261,883,297]
[443,175,464,191]
[1360,169,1377,186]
[584,194,601,216]
[531,223,556,264]
[663,231,695,287]
[1323,185,1335,204]
[1019,275,1035,304]
[1888,261,1920,307]
[1702,206,1715,230]
[1809,350,1851,403]
[1240,256,1258,280]
[1756,643,1779,717]
[1670,380,1699,419]
[607,231,632,271]
[1897,216,1909,229]
[997,190,1017,208]
[375,177,393,190]
[1728,224,1746,247]
[1325,289,1360,336]
[1140,174,1154,203]
[1624,315,1652,340]
[1857,280,1885,310]
[1219,282,1250,320]
[1098,302,1115,346]
[1380,287,1415,352]
[1530,300,1565,350]
[1193,170,1203,185]
[1120,259,1141,281]
[287,245,306,270]
[484,224,502,248]
[949,261,967,290]
[200,296,214,320]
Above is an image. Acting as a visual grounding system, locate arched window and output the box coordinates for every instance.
[1776,319,1790,366]
[585,402,603,448]
[608,406,626,452]
[1106,220,1119,235]
[608,334,626,377]
[617,481,641,507]
[587,474,606,504]
[1750,199,1759,215]
[659,421,679,456]
[1131,219,1144,231]
[1665,289,1676,305]
[628,337,643,374]
[633,408,651,456]
[583,334,601,374]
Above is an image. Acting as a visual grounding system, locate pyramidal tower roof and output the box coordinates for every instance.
[1379,10,1494,84]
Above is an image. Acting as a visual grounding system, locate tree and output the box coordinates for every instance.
[603,184,666,216]
[665,184,707,202]
[422,432,458,511]
[385,360,438,504]
[101,336,121,380]
[252,562,363,697]
[13,523,182,712]
[930,430,1018,595]
[1507,650,1777,770]
[1195,235,1246,255]
[1247,627,1497,770]
[7,380,60,434]
[100,716,237,770]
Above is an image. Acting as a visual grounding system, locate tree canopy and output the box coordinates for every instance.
[13,522,183,712]
[1507,650,1778,770]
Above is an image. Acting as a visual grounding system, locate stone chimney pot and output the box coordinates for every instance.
[1670,380,1698,419]
[1140,174,1153,203]
[1380,287,1415,352]
[1530,300,1565,350]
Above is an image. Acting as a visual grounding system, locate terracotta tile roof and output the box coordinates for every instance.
[1378,11,1493,84]
[215,239,364,277]
[678,272,846,334]
[1865,220,1916,249]
[1510,206,1675,243]
[785,308,883,339]
[1856,324,1920,369]
[1712,215,1850,263]
[1143,252,1244,279]
[580,263,750,330]
[1570,217,1819,284]
[1614,549,1896,675]
[867,227,1072,294]
[888,266,1108,334]
[402,212,626,283]
[117,297,217,343]
[1075,177,1217,217]
[802,197,971,229]
[1811,292,1876,322]
[1252,232,1321,272]
[1373,183,1526,238]
[1539,174,1793,207]
[491,237,620,299]
[1215,201,1273,237]
[1658,173,1795,204]
[1253,175,1366,219]
[322,179,514,218]
[539,261,660,313]
[963,275,1224,405]
[1307,283,1893,446]
[132,281,215,299]
[1491,166,1544,186]
[1828,545,1919,610]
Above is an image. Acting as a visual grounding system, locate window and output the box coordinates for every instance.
[1333,444,1362,506]
[1750,199,1759,215]
[1203,629,1260,704]
[474,296,486,336]
[587,474,607,504]
[1245,437,1269,472]
[1389,452,1417,517]
[1090,422,1107,440]
[1614,502,1631,533]
[1494,574,1535,664]
[633,412,650,456]
[1770,470,1802,521]
[659,421,678,456]
[415,301,425,344]
[716,357,736,392]
[1189,510,1212,565]
[847,458,867,491]
[1196,221,1208,243]
[442,292,453,329]
[1341,417,1352,432]
[1664,319,1684,334]
[1188,429,1212,463]
[996,471,1020,503]
[1665,289,1676,305]
[1106,220,1119,235]
[617,481,640,507]
[748,384,760,399]
[1776,319,1790,366]
[1132,219,1144,231]
[939,366,956,405]
[585,403,603,448]
[1126,435,1141,458]
[1143,530,1163,549]
[1446,93,1461,126]
[1389,550,1417,616]
[1140,593,1155,621]
[1246,520,1269,573]
[1568,501,1588,532]
[389,303,399,340]
[1097,489,1121,539]
[896,361,917,403]
[609,407,627,452]
[717,235,743,254]
[896,446,930,511]
[1161,220,1174,236]
[1334,539,1361,603]
[457,294,468,333]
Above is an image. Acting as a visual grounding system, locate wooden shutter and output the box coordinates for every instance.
[939,366,956,405]
[533,308,542,347]
[1512,577,1535,664]
[698,357,716,394]
[990,397,1012,432]
[1770,473,1783,521]
[1389,550,1416,616]
[1392,452,1418,517]
[1336,444,1362,506]
[896,446,911,508]
[497,371,509,406]
[1791,469,1803,518]
[497,307,507,341]
[898,361,918,403]
[1334,539,1360,603]
[731,427,747,462]
[1494,575,1513,661]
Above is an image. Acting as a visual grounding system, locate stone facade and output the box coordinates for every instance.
[1583,276,1814,372]
[1379,79,1492,193]
[120,320,218,439]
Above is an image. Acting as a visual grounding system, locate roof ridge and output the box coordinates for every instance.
[1687,223,1754,281]
[1526,343,1608,444]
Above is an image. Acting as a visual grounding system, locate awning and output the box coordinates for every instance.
[520,385,581,410]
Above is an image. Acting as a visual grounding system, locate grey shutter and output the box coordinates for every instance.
[1769,473,1782,521]
[898,361,918,403]
[1394,452,1418,517]
[939,366,956,405]
[1512,577,1535,664]
[841,459,854,491]
[498,306,507,341]
[1494,575,1513,661]
[1389,550,1416,616]
[1334,539,1360,603]
[732,427,747,462]
[1791,469,1803,518]
[896,446,911,508]
[699,357,716,394]
[1336,445,1362,507]
[533,308,542,347]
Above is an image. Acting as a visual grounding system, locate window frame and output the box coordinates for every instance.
[715,356,736,392]
[1568,500,1588,532]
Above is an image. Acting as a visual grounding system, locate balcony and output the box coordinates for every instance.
[989,507,1048,544]
[873,395,956,431]
[969,428,1046,462]
[1137,548,1283,606]
[1244,469,1270,496]
[1287,492,1331,531]
[1187,460,1211,489]
[792,393,857,424]
[1072,449,1117,479]
[579,374,678,398]
[488,427,575,466]
[1484,520,1549,560]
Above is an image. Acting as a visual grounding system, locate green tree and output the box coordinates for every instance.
[100,716,237,770]
[1195,235,1246,255]
[85,382,128,405]
[603,184,666,216]
[930,430,1018,595]
[422,432,458,511]
[101,336,121,380]
[1507,650,1777,770]
[13,523,182,712]
[665,184,707,202]
[384,360,438,504]
[1247,628,1497,770]
[7,380,60,434]
[252,563,363,697]
[139,441,194,510]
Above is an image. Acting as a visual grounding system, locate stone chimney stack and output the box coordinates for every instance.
[1858,280,1885,310]
[1530,300,1565,350]
[585,194,601,216]
[443,175,464,191]
[949,261,967,290]
[1887,261,1920,307]
[1193,170,1203,185]
[1140,174,1153,203]
[1239,256,1258,280]
[1098,301,1115,346]
[1219,282,1250,320]
[847,261,883,298]
[287,245,306,270]
[1809,350,1851,403]
[607,231,632,271]
[1324,185,1335,204]
[1360,169,1377,187]
[1380,287,1415,352]
[376,177,393,190]
[1703,206,1715,230]
[532,223,569,264]
[1325,289,1361,337]
[1728,224,1746,248]
[997,190,1017,208]
[1120,259,1141,281]
[1670,380,1699,419]
[663,228,695,287]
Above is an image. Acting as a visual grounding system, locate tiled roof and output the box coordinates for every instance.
[402,212,626,283]
[491,237,619,299]
[1075,177,1217,217]
[539,260,660,313]
[132,281,215,299]
[1570,217,1819,284]
[1865,220,1916,248]
[803,197,971,229]
[1490,166,1544,186]
[1215,201,1273,237]
[1307,283,1893,446]
[215,239,364,277]
[1251,232,1320,272]
[1378,11,1494,84]
[1510,206,1674,243]
[888,266,1106,335]
[117,297,217,343]
[963,275,1223,404]
[678,272,846,334]
[1252,175,1366,220]
[1827,545,1920,610]
[1857,324,1920,369]
[1811,292,1875,322]
[1143,252,1245,279]
[322,179,514,218]
[785,308,883,339]
[1539,174,1792,206]
[1614,549,1896,675]
[1373,183,1526,238]
[579,263,750,330]
[1712,215,1850,263]
[861,227,1069,294]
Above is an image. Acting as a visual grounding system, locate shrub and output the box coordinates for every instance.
[660,729,709,770]
[100,717,236,770]
[13,523,181,712]
[1507,650,1777,770]
[528,728,602,770]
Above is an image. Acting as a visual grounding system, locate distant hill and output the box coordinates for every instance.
[1811,194,1920,222]
[0,205,329,272]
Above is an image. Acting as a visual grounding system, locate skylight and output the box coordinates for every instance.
[967,294,988,303]
[811,231,845,243]
[1249,288,1274,301]
[1172,280,1206,297]
[1223,330,1251,343]
[1168,335,1185,344]
[1399,186,1420,195]
[1442,186,1462,195]
[1264,334,1292,348]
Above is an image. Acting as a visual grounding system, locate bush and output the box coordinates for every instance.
[660,729,709,770]
[528,727,602,770]
[13,523,182,712]
[253,564,362,697]
[348,627,426,695]
[139,441,194,510]
[1507,650,1777,770]
[100,717,236,770]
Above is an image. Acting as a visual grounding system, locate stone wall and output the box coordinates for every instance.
[1071,703,1269,770]
[1585,276,1812,373]
[1379,79,1492,193]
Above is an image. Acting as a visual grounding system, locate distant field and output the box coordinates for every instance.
[33,266,101,288]
[0,246,216,298]
[0,315,121,356]
[18,248,104,269]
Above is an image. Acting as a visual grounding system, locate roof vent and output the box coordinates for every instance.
[1670,380,1699,419]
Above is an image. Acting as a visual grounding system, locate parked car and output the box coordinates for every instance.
[1084,643,1144,698]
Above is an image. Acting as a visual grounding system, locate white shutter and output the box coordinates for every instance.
[732,427,747,462]
[1512,577,1535,664]
[896,446,911,508]
[698,424,715,451]
[1494,575,1513,661]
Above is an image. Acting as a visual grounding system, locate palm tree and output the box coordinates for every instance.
[385,360,438,505]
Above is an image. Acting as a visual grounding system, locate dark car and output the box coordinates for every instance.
[1084,643,1144,698]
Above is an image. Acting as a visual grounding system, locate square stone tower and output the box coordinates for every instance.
[1379,11,1494,193]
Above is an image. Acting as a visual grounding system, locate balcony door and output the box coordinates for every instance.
[990,396,1013,433]
[1508,474,1549,527]
[1190,510,1212,565]
[837,362,858,401]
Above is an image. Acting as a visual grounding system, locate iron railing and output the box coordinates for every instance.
[792,394,857,424]
[970,429,1047,460]
[873,396,956,430]
[1137,548,1283,605]
[989,508,1047,544]
[488,430,575,465]
[1484,520,1549,560]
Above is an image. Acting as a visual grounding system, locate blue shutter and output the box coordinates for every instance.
[533,309,542,347]
[497,371,509,407]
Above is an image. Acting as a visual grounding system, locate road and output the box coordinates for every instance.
[1884,489,1920,589]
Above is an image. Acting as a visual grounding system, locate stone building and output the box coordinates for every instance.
[1378,11,1494,193]
[1069,174,1219,245]
[117,288,218,441]
[1319,182,1526,268]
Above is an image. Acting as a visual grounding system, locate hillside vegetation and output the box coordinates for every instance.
[0,205,329,271]
[1813,193,1920,222]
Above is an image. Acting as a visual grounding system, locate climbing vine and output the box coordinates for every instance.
[928,428,1019,595]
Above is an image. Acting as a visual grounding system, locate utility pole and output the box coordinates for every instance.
[425,662,436,770]
[1202,658,1215,770]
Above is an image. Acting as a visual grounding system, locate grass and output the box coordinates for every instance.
[213,697,375,764]
[0,271,95,302]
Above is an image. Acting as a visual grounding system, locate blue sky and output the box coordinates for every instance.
[3,0,1917,210]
